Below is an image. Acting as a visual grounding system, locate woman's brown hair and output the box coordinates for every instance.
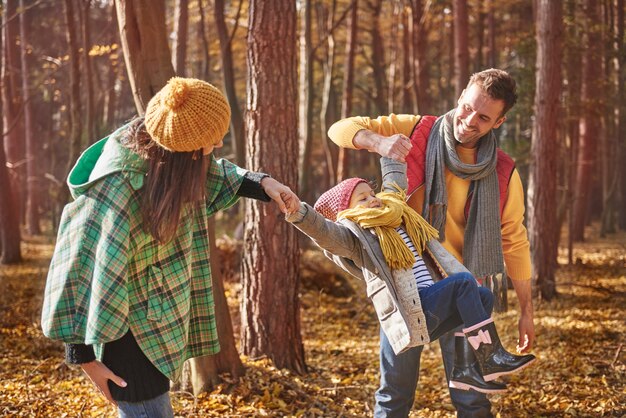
[121,117,210,243]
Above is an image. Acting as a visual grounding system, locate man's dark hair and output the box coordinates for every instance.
[467,69,518,116]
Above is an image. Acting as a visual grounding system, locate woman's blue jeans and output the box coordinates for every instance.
[117,392,174,418]
[374,272,495,418]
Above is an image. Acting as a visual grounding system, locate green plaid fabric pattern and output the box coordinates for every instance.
[42,139,245,382]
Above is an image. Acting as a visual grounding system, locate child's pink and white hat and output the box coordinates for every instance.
[314,178,368,222]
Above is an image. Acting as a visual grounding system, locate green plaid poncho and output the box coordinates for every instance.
[41,127,246,381]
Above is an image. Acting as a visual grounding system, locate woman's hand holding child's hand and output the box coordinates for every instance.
[261,177,300,214]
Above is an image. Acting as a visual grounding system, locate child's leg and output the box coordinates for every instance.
[418,272,492,341]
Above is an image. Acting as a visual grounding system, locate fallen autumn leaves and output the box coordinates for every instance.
[1,225,624,417]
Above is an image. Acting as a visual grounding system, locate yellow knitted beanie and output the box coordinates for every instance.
[144,77,231,152]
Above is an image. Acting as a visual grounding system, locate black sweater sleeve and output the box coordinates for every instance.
[65,343,96,364]
[237,171,271,202]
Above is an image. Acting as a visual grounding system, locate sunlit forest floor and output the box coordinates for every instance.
[1,223,624,417]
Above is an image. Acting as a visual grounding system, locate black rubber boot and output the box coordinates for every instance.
[464,319,536,382]
[449,334,507,394]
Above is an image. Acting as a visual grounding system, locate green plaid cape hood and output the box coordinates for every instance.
[41,125,246,381]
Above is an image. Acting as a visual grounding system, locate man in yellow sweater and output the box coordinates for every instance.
[328,69,534,418]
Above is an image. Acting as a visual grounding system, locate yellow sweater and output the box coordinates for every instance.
[328,114,531,282]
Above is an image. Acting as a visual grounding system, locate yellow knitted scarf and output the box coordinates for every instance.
[337,186,439,270]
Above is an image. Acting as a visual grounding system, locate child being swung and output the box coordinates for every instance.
[286,157,535,395]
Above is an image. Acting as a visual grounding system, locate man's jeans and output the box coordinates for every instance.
[118,392,174,418]
[374,272,495,418]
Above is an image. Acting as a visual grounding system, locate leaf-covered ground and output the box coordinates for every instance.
[1,224,624,417]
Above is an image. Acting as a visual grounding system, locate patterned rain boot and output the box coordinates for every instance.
[464,318,536,382]
[449,333,507,394]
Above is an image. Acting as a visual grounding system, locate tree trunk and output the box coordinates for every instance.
[565,0,582,263]
[370,0,387,114]
[0,11,21,264]
[617,0,626,230]
[387,1,401,113]
[215,0,245,166]
[2,0,24,227]
[183,218,244,395]
[80,0,95,143]
[600,0,617,236]
[487,0,496,68]
[172,0,189,76]
[572,0,602,241]
[401,7,412,112]
[528,0,562,301]
[410,0,431,114]
[318,0,338,187]
[298,0,314,200]
[61,0,82,208]
[20,0,40,235]
[196,0,211,81]
[337,0,358,182]
[476,2,485,71]
[242,0,305,374]
[453,0,469,98]
[115,0,176,114]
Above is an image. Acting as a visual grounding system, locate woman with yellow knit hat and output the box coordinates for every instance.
[41,77,299,417]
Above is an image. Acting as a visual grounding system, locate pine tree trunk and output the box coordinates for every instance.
[242,0,305,374]
[81,0,95,143]
[0,14,21,264]
[62,0,82,207]
[572,0,601,241]
[617,0,626,230]
[19,0,40,235]
[401,7,412,112]
[410,0,431,114]
[528,0,562,301]
[215,0,245,166]
[196,0,211,81]
[337,0,358,182]
[2,0,24,227]
[172,0,189,76]
[298,0,314,199]
[115,0,175,114]
[370,0,387,114]
[453,0,469,98]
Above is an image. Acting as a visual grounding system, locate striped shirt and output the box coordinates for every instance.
[396,227,434,289]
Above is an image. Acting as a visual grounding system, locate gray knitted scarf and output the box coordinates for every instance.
[421,109,504,278]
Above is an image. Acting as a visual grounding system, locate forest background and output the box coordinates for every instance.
[0,0,625,416]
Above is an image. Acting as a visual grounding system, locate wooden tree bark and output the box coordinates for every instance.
[318,0,338,187]
[370,0,387,114]
[19,0,40,235]
[298,0,314,201]
[410,0,431,114]
[80,0,95,142]
[401,7,412,112]
[183,218,244,395]
[528,0,563,301]
[453,0,469,98]
[0,9,21,264]
[337,0,358,182]
[487,0,496,68]
[572,0,602,241]
[387,1,401,113]
[618,0,626,230]
[242,0,305,374]
[215,0,245,166]
[2,0,24,226]
[115,0,176,114]
[62,0,82,199]
[172,0,189,76]
[196,0,211,81]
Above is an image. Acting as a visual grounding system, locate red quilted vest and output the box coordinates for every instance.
[405,115,516,218]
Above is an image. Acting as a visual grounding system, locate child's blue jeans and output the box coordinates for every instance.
[419,271,494,340]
